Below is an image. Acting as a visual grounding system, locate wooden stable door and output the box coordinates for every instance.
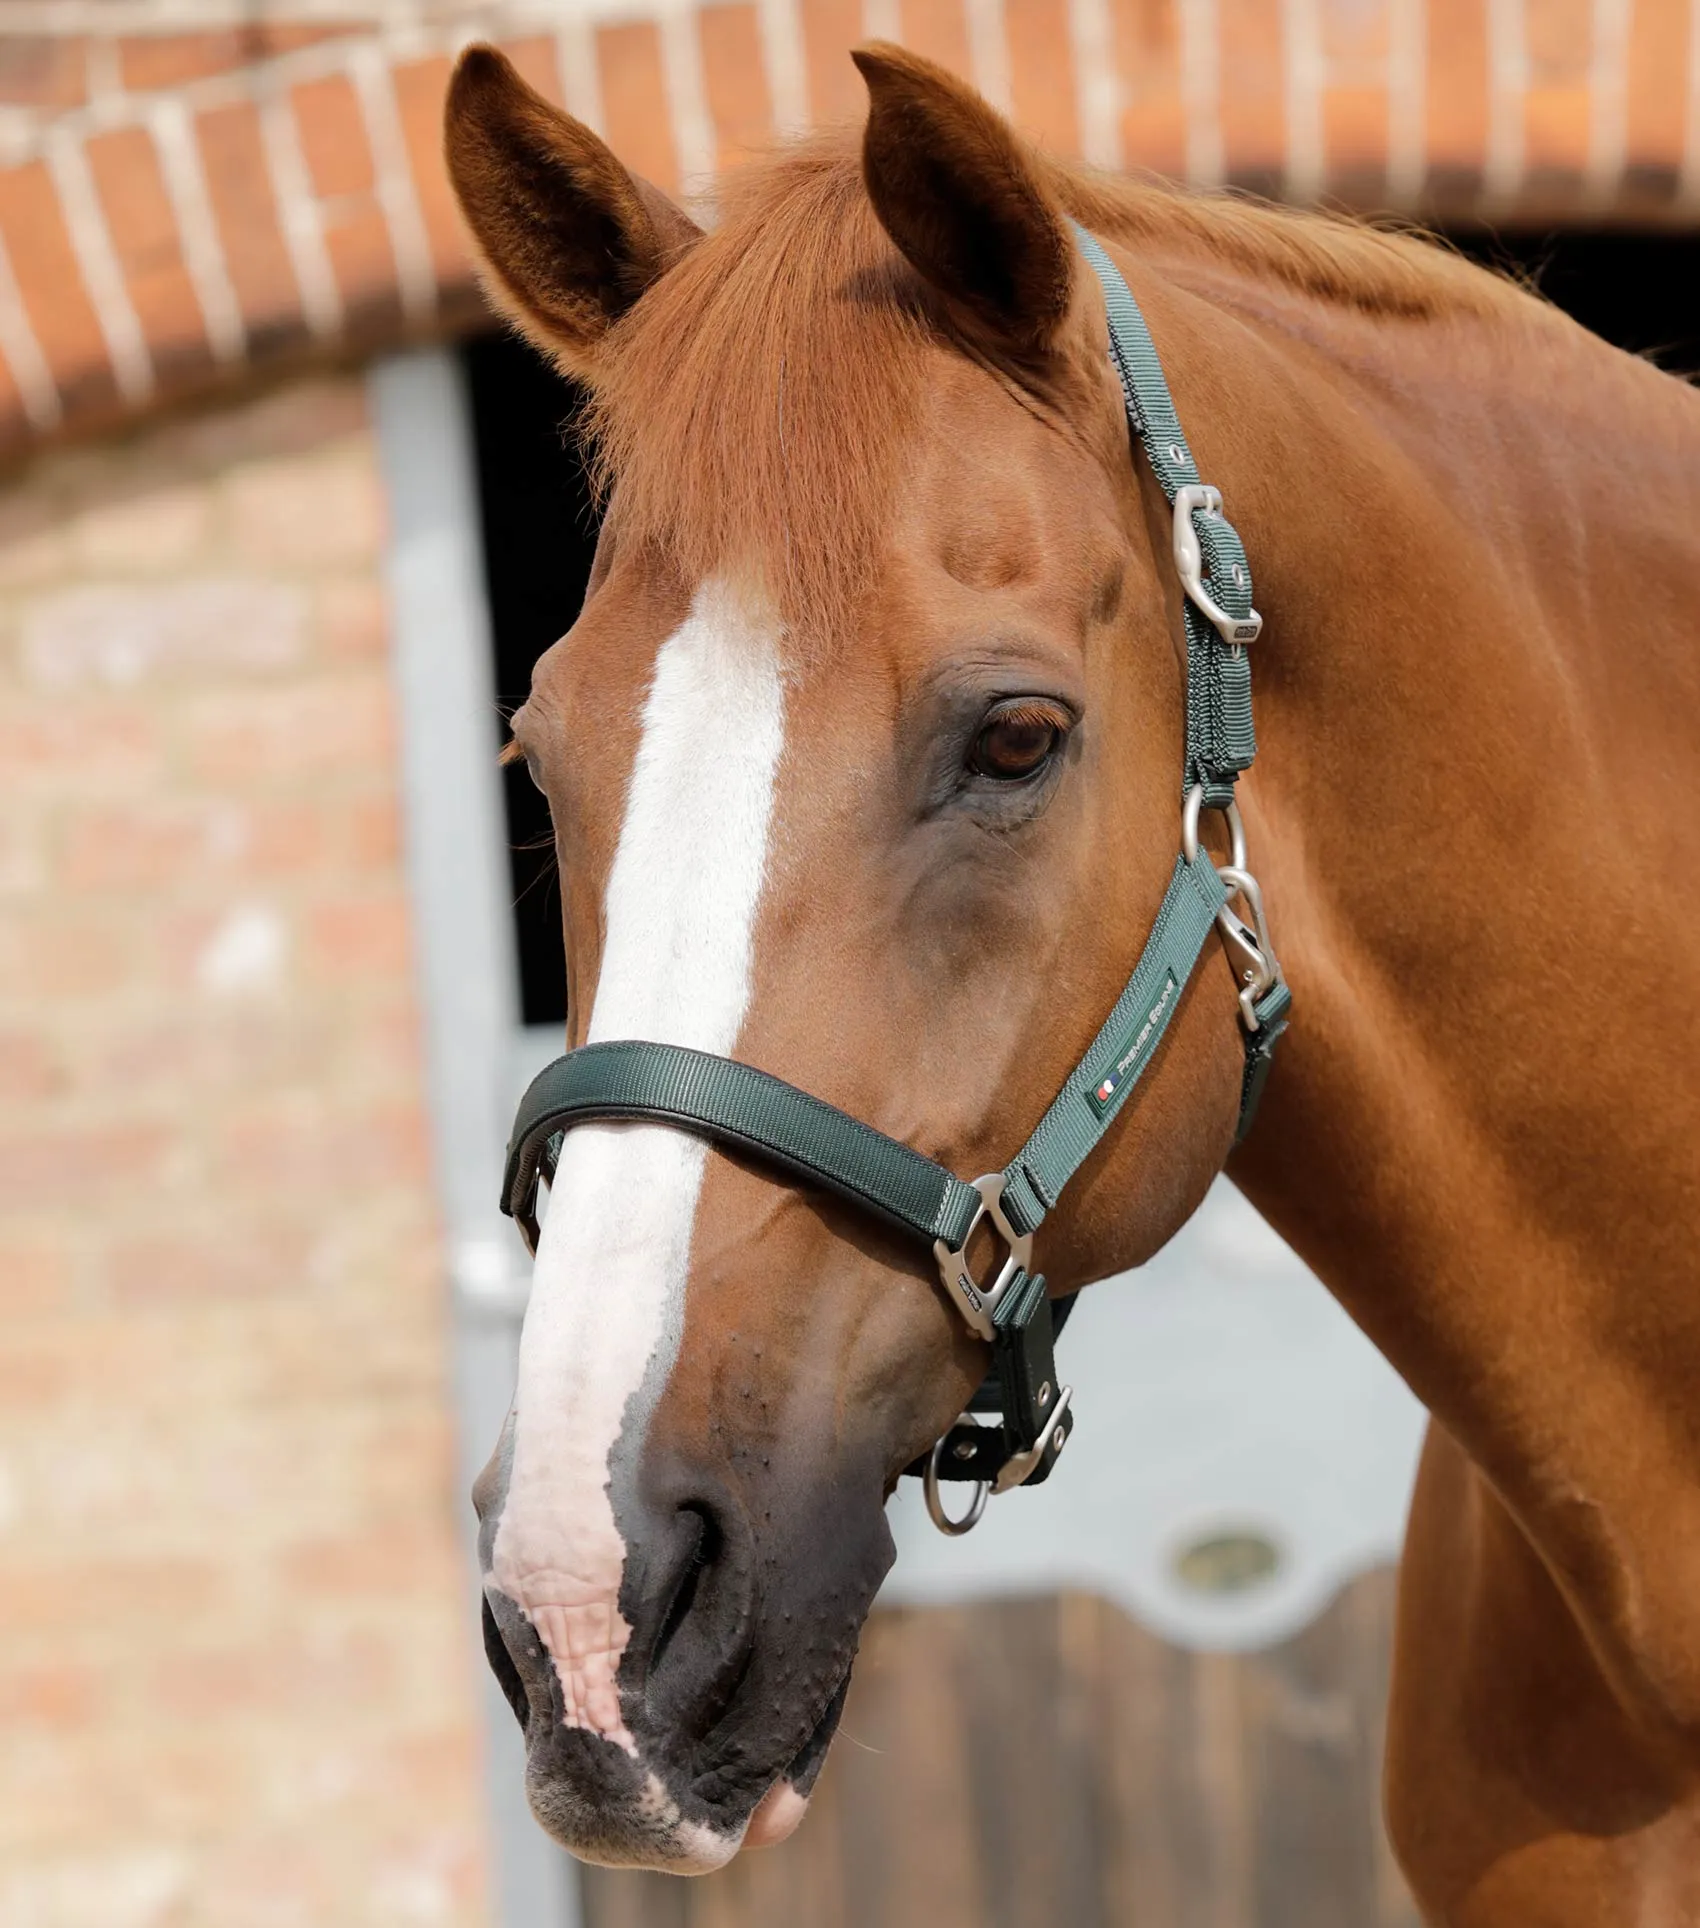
[585,1579,1418,1928]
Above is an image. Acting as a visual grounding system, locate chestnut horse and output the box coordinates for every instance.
[443,41,1700,1922]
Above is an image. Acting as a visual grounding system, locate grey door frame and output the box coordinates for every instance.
[371,346,582,1928]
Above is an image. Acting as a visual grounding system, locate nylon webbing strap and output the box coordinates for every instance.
[1236,979,1292,1143]
[999,854,1227,1236]
[504,1040,982,1257]
[1072,225,1257,803]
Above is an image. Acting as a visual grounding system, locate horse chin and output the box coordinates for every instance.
[525,1657,855,1873]
[539,1776,807,1873]
[528,1763,744,1873]
[527,1764,809,1874]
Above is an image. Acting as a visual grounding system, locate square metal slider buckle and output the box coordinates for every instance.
[932,1173,1034,1343]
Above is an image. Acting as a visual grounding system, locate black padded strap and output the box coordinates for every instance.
[503,1039,983,1256]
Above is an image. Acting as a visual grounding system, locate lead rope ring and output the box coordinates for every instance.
[924,1434,988,1536]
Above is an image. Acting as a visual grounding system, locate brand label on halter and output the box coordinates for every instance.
[1086,972,1178,1117]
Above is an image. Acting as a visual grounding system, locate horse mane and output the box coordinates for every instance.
[1051,165,1528,325]
[582,130,1536,640]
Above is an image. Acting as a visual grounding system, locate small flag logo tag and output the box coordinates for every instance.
[1084,971,1178,1118]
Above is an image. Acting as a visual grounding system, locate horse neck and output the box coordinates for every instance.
[1162,255,1700,1704]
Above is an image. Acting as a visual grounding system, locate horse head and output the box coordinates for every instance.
[444,42,1249,1871]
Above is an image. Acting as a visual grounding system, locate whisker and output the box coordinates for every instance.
[834,1725,884,1756]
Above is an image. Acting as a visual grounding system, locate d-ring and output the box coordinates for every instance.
[1182,785,1249,870]
[924,1438,988,1537]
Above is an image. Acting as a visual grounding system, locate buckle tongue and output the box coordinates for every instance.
[992,1385,1073,1494]
[932,1173,1032,1342]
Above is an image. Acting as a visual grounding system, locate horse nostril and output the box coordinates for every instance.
[648,1502,722,1682]
[483,1593,531,1730]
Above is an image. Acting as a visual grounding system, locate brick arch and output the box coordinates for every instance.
[0,5,1695,461]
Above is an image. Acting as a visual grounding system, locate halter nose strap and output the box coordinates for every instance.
[502,1038,987,1260]
[498,227,1290,1511]
[501,859,1236,1265]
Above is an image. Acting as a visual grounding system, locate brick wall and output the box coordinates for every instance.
[0,371,489,1928]
[2,3,1697,464]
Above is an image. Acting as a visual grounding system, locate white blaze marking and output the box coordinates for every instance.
[491,580,785,1754]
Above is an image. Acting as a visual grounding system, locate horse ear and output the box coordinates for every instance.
[852,43,1074,363]
[444,45,702,374]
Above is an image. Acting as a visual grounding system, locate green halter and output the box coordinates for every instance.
[501,228,1290,1530]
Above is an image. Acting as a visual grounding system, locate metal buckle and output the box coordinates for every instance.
[991,1385,1073,1495]
[1173,485,1262,649]
[1214,865,1284,1031]
[932,1173,1033,1343]
[921,1384,1074,1533]
[1181,788,1285,1034]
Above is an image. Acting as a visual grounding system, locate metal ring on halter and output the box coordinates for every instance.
[1181,785,1249,869]
[924,1438,988,1536]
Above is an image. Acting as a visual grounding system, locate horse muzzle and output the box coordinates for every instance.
[479,1457,885,1870]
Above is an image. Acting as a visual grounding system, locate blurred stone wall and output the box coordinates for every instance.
[0,371,489,1928]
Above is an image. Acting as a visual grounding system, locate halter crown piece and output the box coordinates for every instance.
[501,229,1291,1536]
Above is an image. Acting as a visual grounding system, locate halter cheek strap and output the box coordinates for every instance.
[499,229,1290,1527]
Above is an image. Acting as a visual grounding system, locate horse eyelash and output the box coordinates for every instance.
[988,700,1069,731]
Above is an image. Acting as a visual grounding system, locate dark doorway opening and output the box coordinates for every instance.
[1448,229,1700,373]
[462,329,597,1029]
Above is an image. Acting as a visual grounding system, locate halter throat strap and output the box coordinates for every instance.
[499,229,1289,1505]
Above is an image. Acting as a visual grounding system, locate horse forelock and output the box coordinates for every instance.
[583,135,936,648]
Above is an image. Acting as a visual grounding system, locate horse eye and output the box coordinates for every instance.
[969,703,1065,782]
